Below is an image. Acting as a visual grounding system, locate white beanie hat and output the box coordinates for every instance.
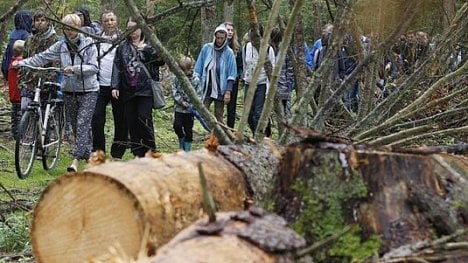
[214,24,228,35]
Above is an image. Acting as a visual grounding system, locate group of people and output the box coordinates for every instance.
[2,8,166,172]
[4,8,455,173]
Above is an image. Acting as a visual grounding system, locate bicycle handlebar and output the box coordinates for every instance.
[20,64,63,72]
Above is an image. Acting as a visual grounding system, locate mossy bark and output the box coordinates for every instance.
[271,142,468,261]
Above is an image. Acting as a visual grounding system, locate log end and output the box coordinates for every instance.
[31,173,145,263]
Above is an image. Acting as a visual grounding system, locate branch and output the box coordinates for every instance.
[280,2,354,143]
[0,0,28,23]
[235,0,279,142]
[387,125,468,146]
[379,228,468,263]
[325,0,335,22]
[366,124,436,146]
[354,61,468,141]
[147,0,218,23]
[255,0,305,140]
[125,0,232,145]
[296,224,356,258]
[352,3,468,135]
[390,144,468,155]
[198,163,216,223]
[393,107,468,130]
[385,61,465,127]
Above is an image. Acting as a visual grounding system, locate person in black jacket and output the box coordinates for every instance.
[111,18,164,157]
[223,22,242,129]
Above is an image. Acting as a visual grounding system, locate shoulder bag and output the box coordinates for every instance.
[140,62,165,109]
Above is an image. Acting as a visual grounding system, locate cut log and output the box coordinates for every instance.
[31,151,247,263]
[94,209,306,263]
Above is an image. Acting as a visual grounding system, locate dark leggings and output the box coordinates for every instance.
[226,79,239,128]
[173,111,194,142]
[124,96,156,157]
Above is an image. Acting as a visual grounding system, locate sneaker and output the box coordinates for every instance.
[67,159,79,173]
[36,149,43,160]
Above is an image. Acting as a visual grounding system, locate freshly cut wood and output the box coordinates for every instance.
[31,151,247,263]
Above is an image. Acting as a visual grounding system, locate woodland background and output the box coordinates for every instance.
[0,0,466,262]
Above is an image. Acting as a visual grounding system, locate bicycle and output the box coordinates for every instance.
[15,65,65,179]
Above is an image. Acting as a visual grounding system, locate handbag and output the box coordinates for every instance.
[140,62,166,109]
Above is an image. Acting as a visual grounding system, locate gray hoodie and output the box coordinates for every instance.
[20,33,99,93]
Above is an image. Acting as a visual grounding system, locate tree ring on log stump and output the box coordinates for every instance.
[31,173,145,263]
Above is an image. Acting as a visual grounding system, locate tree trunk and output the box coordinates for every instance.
[31,151,248,263]
[443,0,456,27]
[289,0,309,98]
[100,0,113,10]
[223,0,234,23]
[201,6,217,44]
[31,141,467,262]
[273,140,467,259]
[146,0,156,16]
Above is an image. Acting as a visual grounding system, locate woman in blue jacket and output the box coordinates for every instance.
[194,24,237,123]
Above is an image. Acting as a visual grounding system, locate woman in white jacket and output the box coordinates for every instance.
[242,28,276,136]
[14,14,99,172]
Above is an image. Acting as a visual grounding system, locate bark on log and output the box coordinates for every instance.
[31,151,248,263]
[274,141,468,256]
[138,209,306,263]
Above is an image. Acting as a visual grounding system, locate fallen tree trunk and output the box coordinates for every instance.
[273,141,467,261]
[31,151,248,263]
[31,141,468,262]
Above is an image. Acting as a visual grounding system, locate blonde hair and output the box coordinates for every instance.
[178,56,193,72]
[62,14,81,28]
[13,40,25,56]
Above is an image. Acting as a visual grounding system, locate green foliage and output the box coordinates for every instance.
[289,150,378,262]
[329,227,382,262]
[0,212,31,254]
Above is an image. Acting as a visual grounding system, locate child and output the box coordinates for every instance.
[7,40,25,140]
[171,56,202,151]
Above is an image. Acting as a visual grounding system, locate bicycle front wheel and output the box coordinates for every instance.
[42,105,63,170]
[15,111,39,179]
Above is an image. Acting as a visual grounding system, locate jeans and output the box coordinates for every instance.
[342,81,360,113]
[244,83,271,136]
[203,97,225,123]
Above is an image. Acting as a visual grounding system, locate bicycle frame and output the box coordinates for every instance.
[15,65,64,178]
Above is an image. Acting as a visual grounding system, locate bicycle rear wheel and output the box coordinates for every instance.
[15,111,39,179]
[42,105,63,170]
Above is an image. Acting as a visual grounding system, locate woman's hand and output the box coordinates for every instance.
[224,91,231,104]
[112,89,119,99]
[64,66,74,74]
